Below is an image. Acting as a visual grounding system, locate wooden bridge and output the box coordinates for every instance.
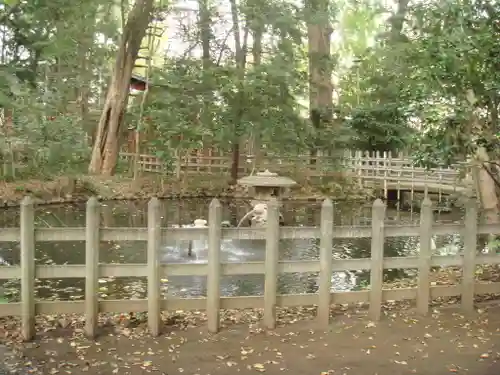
[120,151,472,197]
[344,151,470,197]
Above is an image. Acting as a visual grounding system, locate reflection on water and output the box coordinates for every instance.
[0,198,468,302]
[161,238,358,297]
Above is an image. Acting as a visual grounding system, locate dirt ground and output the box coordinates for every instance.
[2,304,500,375]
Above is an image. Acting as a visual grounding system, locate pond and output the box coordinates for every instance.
[0,198,466,303]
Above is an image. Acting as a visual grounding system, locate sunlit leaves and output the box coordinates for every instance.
[131,0,314,157]
[337,0,500,164]
[399,0,500,165]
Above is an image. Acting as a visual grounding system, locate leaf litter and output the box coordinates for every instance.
[0,303,499,374]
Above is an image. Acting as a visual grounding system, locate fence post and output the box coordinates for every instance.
[264,198,280,329]
[147,198,161,336]
[417,197,433,315]
[85,197,100,338]
[356,150,363,188]
[20,196,35,341]
[383,151,388,199]
[369,199,385,321]
[462,198,478,313]
[207,198,222,333]
[317,199,334,327]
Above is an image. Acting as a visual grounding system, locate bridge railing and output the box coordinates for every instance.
[1,196,497,341]
[343,151,468,191]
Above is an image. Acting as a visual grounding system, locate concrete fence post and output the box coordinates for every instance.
[317,198,334,327]
[147,197,161,336]
[85,197,100,338]
[207,198,222,333]
[264,198,280,329]
[462,198,478,312]
[20,196,35,341]
[369,199,386,321]
[417,197,433,315]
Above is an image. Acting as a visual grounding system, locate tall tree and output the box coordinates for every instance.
[306,0,334,163]
[228,0,249,183]
[89,0,155,175]
[199,0,212,127]
[247,0,265,173]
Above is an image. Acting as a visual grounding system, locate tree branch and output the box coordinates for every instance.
[0,3,20,24]
[215,30,231,66]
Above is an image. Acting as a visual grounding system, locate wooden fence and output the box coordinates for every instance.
[1,195,498,341]
[119,151,466,187]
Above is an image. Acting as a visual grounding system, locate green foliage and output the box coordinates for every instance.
[336,0,500,168]
[137,0,315,156]
[0,90,91,180]
[4,0,500,181]
[344,104,416,151]
[0,0,111,180]
[401,1,500,165]
[336,5,418,152]
[15,113,90,174]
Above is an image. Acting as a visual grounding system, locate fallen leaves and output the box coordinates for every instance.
[241,347,255,356]
[0,303,497,375]
[253,363,266,371]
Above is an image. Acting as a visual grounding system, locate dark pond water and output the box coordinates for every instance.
[0,198,467,303]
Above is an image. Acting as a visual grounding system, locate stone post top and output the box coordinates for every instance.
[256,169,277,177]
[237,171,297,188]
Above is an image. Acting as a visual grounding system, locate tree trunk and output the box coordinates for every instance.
[77,17,94,145]
[88,0,154,175]
[199,0,212,115]
[388,0,409,41]
[475,147,500,222]
[228,0,248,184]
[249,2,264,175]
[199,0,213,174]
[306,0,333,164]
[466,89,500,227]
[231,143,240,182]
